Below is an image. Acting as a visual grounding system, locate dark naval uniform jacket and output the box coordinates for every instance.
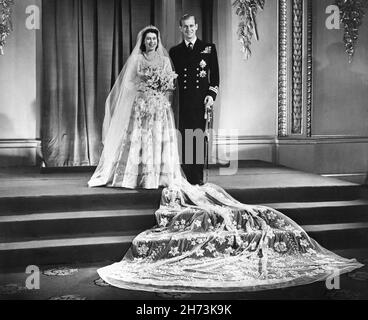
[169,39,220,184]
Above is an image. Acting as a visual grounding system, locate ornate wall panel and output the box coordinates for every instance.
[291,0,303,134]
[278,0,313,137]
[278,0,289,137]
[306,0,313,137]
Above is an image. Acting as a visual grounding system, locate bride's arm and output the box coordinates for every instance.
[135,55,145,81]
[164,57,176,100]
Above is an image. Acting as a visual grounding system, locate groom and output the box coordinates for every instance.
[169,14,220,185]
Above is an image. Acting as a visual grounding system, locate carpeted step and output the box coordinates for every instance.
[0,192,162,215]
[304,222,368,250]
[0,209,156,240]
[264,200,368,225]
[1,163,365,271]
[1,222,367,269]
[229,185,361,204]
[0,232,137,271]
[0,185,361,215]
[1,200,367,241]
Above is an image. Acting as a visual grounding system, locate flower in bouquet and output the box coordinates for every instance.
[138,65,178,95]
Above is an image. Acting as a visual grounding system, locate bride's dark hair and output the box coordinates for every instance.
[140,28,160,53]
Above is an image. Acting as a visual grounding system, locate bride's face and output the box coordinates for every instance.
[144,33,158,53]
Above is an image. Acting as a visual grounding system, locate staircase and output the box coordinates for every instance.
[0,162,367,271]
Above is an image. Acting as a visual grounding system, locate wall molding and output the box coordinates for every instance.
[291,0,303,135]
[215,135,276,145]
[0,139,41,149]
[5,137,362,148]
[1,138,367,185]
[214,135,368,184]
[278,0,314,138]
[278,136,368,144]
[0,139,41,167]
[215,135,368,145]
[278,0,289,137]
[305,0,313,137]
[311,135,368,140]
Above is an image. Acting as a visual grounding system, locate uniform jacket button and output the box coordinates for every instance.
[196,86,200,89]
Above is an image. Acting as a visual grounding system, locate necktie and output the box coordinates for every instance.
[188,42,193,51]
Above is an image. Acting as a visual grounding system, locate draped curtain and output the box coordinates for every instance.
[41,0,213,167]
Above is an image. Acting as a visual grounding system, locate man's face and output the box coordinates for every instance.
[180,17,198,42]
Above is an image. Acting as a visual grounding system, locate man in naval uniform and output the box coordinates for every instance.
[169,14,220,185]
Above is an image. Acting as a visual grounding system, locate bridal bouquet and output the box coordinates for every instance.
[138,65,177,95]
[135,65,177,123]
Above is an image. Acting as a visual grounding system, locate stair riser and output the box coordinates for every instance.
[360,187,368,199]
[0,186,360,215]
[307,228,368,250]
[1,228,367,269]
[281,206,368,225]
[0,216,156,241]
[1,205,367,241]
[231,186,360,204]
[0,242,131,271]
[0,194,160,215]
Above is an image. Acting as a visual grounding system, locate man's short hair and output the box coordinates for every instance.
[180,14,196,26]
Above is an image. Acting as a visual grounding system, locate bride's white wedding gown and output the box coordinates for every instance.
[88,53,181,189]
[90,27,363,293]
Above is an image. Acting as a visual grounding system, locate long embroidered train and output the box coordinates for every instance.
[98,180,363,292]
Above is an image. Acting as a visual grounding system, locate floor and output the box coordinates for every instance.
[1,251,368,300]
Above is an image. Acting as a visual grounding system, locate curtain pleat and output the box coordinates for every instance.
[201,0,213,43]
[41,0,213,167]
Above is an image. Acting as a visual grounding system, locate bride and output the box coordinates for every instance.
[90,26,363,292]
[88,26,181,189]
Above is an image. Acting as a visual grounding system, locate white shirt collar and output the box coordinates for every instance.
[185,37,197,47]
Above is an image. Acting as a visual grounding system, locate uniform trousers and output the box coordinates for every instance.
[179,105,206,185]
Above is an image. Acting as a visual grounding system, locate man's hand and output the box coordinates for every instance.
[204,96,214,111]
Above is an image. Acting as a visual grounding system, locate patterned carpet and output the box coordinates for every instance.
[1,256,367,300]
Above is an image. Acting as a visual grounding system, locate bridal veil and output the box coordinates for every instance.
[88,26,177,187]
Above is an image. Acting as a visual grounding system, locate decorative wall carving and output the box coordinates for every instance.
[0,0,14,55]
[278,0,288,137]
[291,0,303,135]
[278,0,313,138]
[306,0,313,137]
[232,0,266,60]
[336,0,367,63]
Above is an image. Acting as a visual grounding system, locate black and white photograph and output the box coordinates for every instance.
[0,0,368,304]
